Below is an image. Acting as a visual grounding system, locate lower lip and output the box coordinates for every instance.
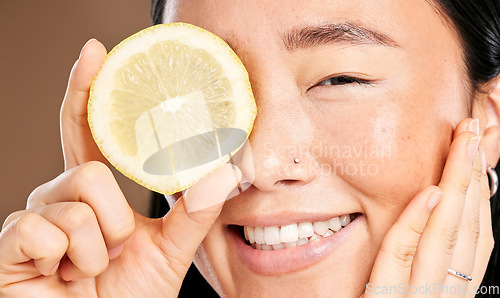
[230,215,362,275]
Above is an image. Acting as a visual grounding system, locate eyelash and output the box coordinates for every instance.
[316,76,372,86]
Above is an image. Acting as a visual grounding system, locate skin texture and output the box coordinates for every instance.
[0,0,498,297]
[167,0,495,296]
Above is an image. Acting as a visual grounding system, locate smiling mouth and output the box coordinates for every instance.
[233,213,360,251]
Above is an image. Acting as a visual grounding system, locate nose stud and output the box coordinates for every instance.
[294,158,300,164]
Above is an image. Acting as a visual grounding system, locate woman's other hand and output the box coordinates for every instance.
[0,39,241,297]
[364,118,496,297]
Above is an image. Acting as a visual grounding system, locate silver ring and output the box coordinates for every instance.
[487,166,498,197]
[448,269,472,282]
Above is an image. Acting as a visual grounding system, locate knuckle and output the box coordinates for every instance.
[110,218,135,243]
[441,175,470,197]
[471,168,482,183]
[440,224,459,255]
[405,220,425,238]
[392,242,418,268]
[464,214,480,245]
[390,228,420,267]
[74,161,112,188]
[47,233,69,258]
[380,223,420,268]
[14,212,43,241]
[84,257,109,277]
[471,157,482,181]
[56,203,96,234]
[14,213,68,259]
[456,175,472,196]
[481,191,490,202]
[26,183,49,208]
[159,234,191,275]
[2,211,26,231]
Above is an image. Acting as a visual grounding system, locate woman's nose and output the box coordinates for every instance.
[239,105,319,192]
[230,54,320,192]
[250,145,317,191]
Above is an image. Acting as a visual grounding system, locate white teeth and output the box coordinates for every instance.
[262,244,273,251]
[340,214,351,227]
[296,238,309,246]
[298,222,315,239]
[280,224,299,243]
[247,226,255,244]
[244,226,248,240]
[264,226,281,245]
[310,234,322,242]
[242,214,356,250]
[328,217,342,232]
[254,227,265,244]
[272,244,284,250]
[313,221,330,236]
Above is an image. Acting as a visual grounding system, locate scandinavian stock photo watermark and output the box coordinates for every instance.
[181,140,393,213]
[365,282,500,296]
[263,141,393,178]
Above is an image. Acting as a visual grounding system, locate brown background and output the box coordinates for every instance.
[0,0,154,225]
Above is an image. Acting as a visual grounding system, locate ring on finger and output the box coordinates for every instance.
[447,268,473,282]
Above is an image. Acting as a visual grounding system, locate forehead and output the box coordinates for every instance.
[168,0,453,50]
[168,0,465,99]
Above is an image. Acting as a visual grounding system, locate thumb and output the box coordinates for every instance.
[159,164,242,280]
[60,39,107,170]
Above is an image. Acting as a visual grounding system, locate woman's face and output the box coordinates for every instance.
[168,0,469,296]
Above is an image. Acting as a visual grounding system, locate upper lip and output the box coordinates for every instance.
[228,211,360,227]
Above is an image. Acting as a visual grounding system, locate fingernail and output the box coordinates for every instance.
[468,118,480,135]
[79,38,97,59]
[480,146,487,174]
[108,243,125,259]
[49,261,60,275]
[468,136,481,162]
[184,164,243,213]
[427,191,443,211]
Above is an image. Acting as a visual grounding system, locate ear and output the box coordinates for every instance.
[472,77,500,167]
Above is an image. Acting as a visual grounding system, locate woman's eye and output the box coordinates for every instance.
[317,76,371,86]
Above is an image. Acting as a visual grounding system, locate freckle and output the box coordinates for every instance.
[381,128,387,133]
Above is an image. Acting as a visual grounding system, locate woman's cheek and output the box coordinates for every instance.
[314,101,448,207]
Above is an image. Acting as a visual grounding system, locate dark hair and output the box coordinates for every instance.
[429,2,500,295]
[434,1,500,89]
[151,0,167,27]
[150,1,500,296]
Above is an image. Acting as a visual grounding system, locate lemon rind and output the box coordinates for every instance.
[88,23,256,195]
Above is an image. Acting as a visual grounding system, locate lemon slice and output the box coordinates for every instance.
[88,23,256,195]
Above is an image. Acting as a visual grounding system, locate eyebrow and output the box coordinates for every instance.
[282,22,400,50]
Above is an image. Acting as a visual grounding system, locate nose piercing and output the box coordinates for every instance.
[294,158,300,164]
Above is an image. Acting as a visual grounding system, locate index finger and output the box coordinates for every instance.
[27,161,135,250]
[60,39,107,170]
[410,127,479,286]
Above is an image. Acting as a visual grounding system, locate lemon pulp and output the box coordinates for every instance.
[88,23,256,194]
